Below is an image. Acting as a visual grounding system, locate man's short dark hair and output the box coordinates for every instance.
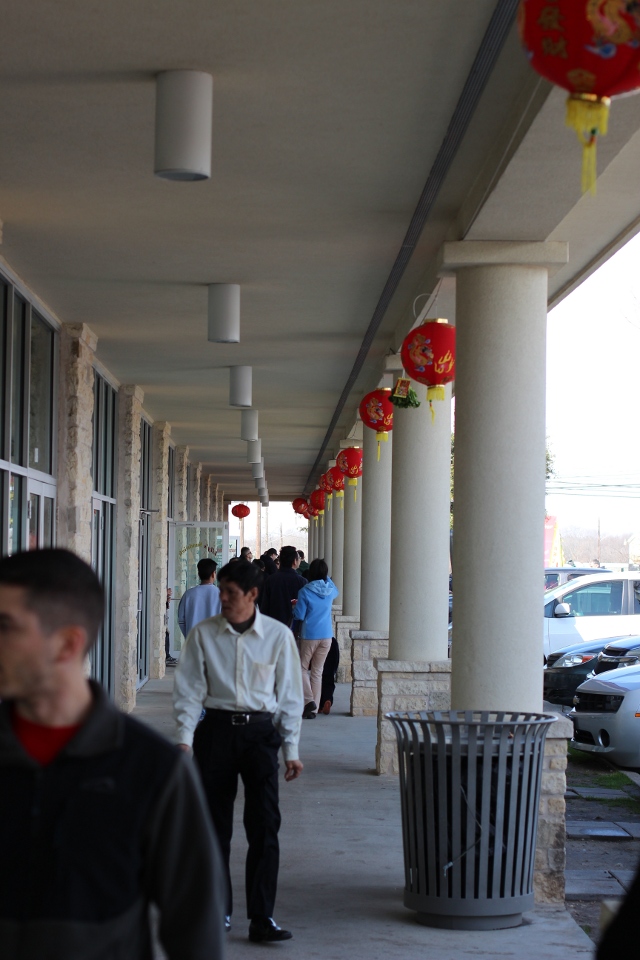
[265,548,277,558]
[217,559,263,594]
[308,558,328,582]
[297,550,305,560]
[279,546,298,569]
[240,546,251,558]
[197,558,217,581]
[0,549,105,647]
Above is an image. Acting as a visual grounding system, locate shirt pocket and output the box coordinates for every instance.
[250,661,276,695]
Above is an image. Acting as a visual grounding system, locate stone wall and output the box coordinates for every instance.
[534,712,572,904]
[375,660,451,775]
[334,615,359,683]
[350,631,388,716]
[189,461,202,521]
[114,385,144,713]
[56,324,97,562]
[149,421,171,680]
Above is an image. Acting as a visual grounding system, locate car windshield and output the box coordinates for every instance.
[544,575,613,605]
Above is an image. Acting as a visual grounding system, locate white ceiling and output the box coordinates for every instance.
[2,2,640,499]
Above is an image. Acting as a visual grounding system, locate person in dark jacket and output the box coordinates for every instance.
[0,548,225,960]
[260,548,278,577]
[260,546,307,625]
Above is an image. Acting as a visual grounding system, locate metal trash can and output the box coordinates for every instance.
[386,710,556,930]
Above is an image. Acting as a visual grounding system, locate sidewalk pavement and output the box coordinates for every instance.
[135,676,594,960]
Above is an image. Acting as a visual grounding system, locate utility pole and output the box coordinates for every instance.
[597,516,601,565]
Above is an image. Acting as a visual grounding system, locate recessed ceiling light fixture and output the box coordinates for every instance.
[241,409,259,441]
[154,70,213,181]
[247,439,262,464]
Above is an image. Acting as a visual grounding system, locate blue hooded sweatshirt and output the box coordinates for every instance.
[293,577,339,640]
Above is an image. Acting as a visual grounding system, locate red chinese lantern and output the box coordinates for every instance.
[337,447,363,501]
[358,388,394,460]
[309,489,326,517]
[292,497,309,515]
[307,504,319,525]
[328,464,345,508]
[319,472,332,493]
[231,503,250,519]
[401,320,455,420]
[519,0,640,193]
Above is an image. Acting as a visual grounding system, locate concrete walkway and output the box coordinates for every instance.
[135,678,594,960]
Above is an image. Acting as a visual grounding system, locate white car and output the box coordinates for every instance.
[544,572,640,658]
[570,663,640,767]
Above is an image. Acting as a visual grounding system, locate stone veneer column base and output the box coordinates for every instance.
[350,632,388,716]
[534,711,572,904]
[334,615,359,683]
[376,660,451,775]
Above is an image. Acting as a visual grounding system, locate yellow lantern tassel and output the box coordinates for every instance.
[375,431,388,461]
[565,94,610,196]
[426,385,445,423]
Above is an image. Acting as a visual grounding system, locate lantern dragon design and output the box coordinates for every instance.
[406,332,434,373]
[587,1,640,48]
[434,350,454,377]
[365,395,384,424]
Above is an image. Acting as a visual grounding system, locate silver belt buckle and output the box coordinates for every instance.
[231,713,249,725]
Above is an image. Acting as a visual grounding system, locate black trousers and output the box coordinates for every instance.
[193,712,282,920]
[319,637,340,709]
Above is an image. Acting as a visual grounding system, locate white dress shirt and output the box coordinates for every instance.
[173,608,304,761]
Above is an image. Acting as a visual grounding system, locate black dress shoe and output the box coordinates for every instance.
[248,917,293,942]
[302,700,317,719]
[225,916,231,932]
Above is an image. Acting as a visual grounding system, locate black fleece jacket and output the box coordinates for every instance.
[0,682,225,960]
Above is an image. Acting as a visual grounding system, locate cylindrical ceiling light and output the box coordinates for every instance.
[261,497,269,506]
[257,485,267,497]
[247,439,262,464]
[240,408,259,441]
[252,459,264,480]
[229,366,252,408]
[208,284,240,343]
[154,70,213,181]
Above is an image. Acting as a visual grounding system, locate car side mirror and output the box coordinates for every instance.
[554,602,571,618]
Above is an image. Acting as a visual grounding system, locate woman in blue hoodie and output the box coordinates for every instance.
[293,558,339,719]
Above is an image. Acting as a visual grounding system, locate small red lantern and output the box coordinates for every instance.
[307,504,319,525]
[292,497,309,515]
[309,489,326,516]
[232,503,250,520]
[337,447,363,501]
[359,388,394,461]
[519,0,640,193]
[319,473,332,493]
[328,465,345,508]
[401,320,455,420]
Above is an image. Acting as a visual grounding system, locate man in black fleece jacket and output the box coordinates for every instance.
[260,545,307,625]
[0,548,226,960]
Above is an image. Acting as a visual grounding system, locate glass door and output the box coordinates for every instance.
[167,522,229,656]
[26,478,56,549]
[90,497,115,693]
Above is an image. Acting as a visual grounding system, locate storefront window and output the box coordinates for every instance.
[29,313,54,473]
[10,296,26,466]
[9,474,25,555]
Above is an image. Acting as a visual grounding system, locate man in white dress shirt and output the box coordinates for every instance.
[173,559,303,944]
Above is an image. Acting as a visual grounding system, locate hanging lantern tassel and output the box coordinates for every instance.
[338,490,344,510]
[348,477,358,502]
[426,385,445,424]
[320,511,324,528]
[565,94,609,196]
[375,431,388,461]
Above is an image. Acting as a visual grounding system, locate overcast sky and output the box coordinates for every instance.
[545,230,640,535]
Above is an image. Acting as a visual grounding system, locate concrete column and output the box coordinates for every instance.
[332,490,345,598]
[342,476,362,618]
[189,462,202,521]
[150,421,171,680]
[216,487,225,523]
[56,324,97,562]
[388,381,451,661]
[210,482,219,522]
[200,474,211,522]
[309,517,317,561]
[114,385,144,712]
[324,491,333,574]
[317,512,325,559]
[172,446,189,654]
[440,240,568,712]
[360,426,392,632]
[175,447,189,521]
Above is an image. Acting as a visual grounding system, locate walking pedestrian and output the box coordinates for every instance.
[173,559,304,943]
[297,551,309,576]
[293,559,339,719]
[178,558,221,639]
[260,548,278,577]
[0,548,225,960]
[260,546,307,625]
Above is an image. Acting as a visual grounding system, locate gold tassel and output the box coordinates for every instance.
[565,94,610,196]
[426,385,444,423]
[375,431,388,461]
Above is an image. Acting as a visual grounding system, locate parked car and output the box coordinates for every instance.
[543,572,640,658]
[591,635,640,676]
[544,566,612,591]
[543,637,611,707]
[570,663,640,767]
